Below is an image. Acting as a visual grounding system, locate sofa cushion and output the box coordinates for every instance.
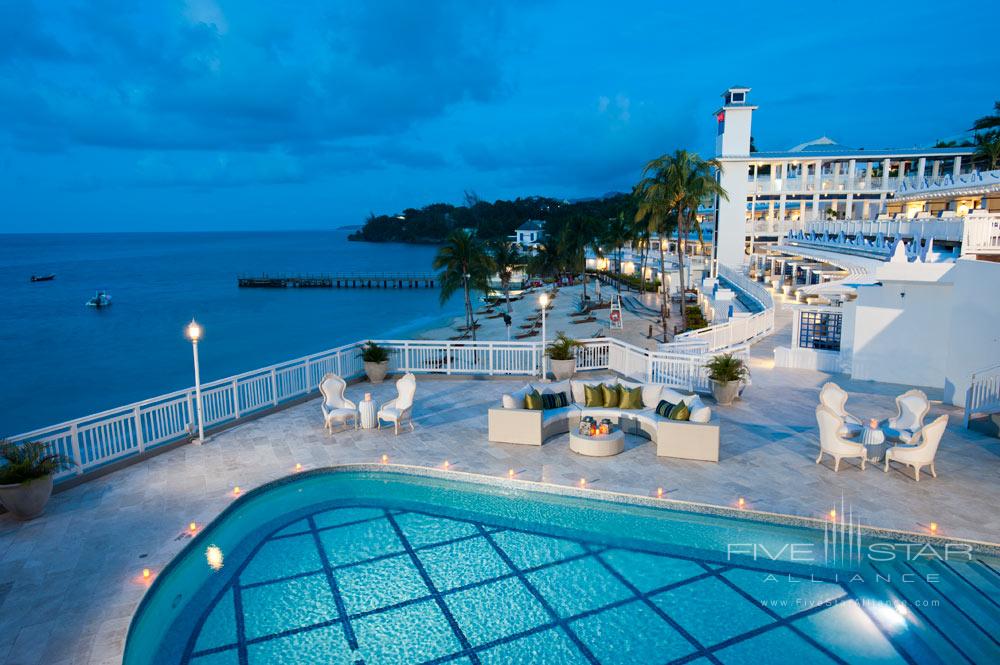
[668,402,690,421]
[655,399,675,418]
[688,397,712,423]
[641,383,664,408]
[662,387,699,408]
[541,392,569,410]
[543,380,572,399]
[601,383,620,407]
[524,390,543,410]
[584,384,604,407]
[502,383,535,409]
[541,405,579,427]
[620,386,643,410]
[633,409,659,427]
[571,380,602,404]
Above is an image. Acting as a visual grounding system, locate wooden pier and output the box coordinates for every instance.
[237,273,437,289]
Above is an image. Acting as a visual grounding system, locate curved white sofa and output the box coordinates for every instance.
[487,378,720,462]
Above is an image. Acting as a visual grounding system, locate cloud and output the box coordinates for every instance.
[0,1,513,158]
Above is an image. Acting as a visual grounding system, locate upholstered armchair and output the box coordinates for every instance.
[378,372,416,434]
[884,414,947,481]
[818,382,863,438]
[883,389,930,443]
[815,405,867,472]
[319,373,357,434]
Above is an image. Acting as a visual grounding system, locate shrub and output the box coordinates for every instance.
[359,341,390,363]
[705,353,749,383]
[0,440,74,485]
[546,332,579,361]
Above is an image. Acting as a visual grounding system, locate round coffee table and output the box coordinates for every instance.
[859,425,887,463]
[569,429,625,456]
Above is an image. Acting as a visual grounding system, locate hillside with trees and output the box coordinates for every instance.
[348,192,635,244]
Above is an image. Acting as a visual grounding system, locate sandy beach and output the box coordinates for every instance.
[417,279,687,350]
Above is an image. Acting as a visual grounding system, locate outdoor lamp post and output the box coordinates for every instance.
[186,319,205,444]
[539,293,549,381]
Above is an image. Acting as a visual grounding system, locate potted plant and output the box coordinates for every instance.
[546,332,580,380]
[359,341,391,384]
[0,440,74,520]
[705,353,749,406]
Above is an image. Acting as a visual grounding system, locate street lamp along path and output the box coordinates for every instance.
[186,319,206,444]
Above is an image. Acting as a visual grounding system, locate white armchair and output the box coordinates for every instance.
[815,405,867,472]
[883,389,930,443]
[884,414,947,481]
[319,373,357,435]
[378,372,416,435]
[819,382,863,437]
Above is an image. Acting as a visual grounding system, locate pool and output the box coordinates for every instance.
[126,468,1000,665]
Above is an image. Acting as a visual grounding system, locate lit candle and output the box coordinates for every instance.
[930,522,938,534]
[295,463,302,472]
[365,392,372,402]
[579,478,586,488]
[142,568,151,579]
[233,486,241,496]
[869,418,878,429]
[508,468,514,479]
[189,522,197,533]
[738,497,745,509]
[443,460,450,470]
[829,509,837,520]
[656,487,663,498]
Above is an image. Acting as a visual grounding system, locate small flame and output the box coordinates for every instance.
[930,522,938,534]
[738,497,745,509]
[233,486,241,496]
[189,522,197,533]
[295,463,302,472]
[869,418,879,429]
[443,460,450,470]
[579,478,586,488]
[508,469,514,479]
[656,487,663,498]
[829,509,837,520]
[142,568,151,579]
[381,454,388,464]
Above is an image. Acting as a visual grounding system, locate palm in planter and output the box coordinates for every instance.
[705,353,749,405]
[0,440,74,520]
[360,341,391,384]
[546,332,580,380]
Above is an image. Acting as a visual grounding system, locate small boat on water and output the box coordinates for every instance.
[86,291,112,308]
[30,274,55,282]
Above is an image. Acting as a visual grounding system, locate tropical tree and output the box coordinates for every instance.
[635,150,727,335]
[971,101,1000,132]
[564,215,604,303]
[974,132,1000,170]
[487,240,523,314]
[602,212,632,276]
[433,231,494,341]
[527,241,564,281]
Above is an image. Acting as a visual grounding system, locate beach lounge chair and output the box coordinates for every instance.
[319,373,358,435]
[377,373,416,435]
[884,414,947,481]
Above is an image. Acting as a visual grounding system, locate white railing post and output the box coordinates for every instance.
[232,378,241,419]
[69,422,83,475]
[186,391,195,433]
[446,343,452,375]
[133,405,145,455]
[270,368,278,405]
[488,342,495,375]
[404,342,411,372]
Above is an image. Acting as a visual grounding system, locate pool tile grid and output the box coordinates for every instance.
[179,505,914,665]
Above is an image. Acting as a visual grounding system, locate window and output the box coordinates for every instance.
[799,311,842,351]
[730,91,745,104]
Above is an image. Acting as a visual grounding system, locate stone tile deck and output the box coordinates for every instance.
[1,330,999,664]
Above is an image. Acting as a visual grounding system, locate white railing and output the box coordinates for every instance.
[669,264,775,352]
[964,362,1000,427]
[8,336,738,484]
[962,211,1000,255]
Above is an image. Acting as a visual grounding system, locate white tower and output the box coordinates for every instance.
[712,86,756,271]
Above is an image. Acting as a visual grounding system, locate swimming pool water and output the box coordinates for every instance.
[127,470,1000,665]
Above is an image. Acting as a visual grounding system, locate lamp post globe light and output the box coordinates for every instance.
[539,293,549,381]
[185,319,205,444]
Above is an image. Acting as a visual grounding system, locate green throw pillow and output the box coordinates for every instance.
[668,402,690,421]
[655,399,675,417]
[524,390,543,410]
[601,383,620,407]
[620,386,642,410]
[584,384,604,407]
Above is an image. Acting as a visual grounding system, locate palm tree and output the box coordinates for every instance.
[974,132,1000,170]
[971,101,1000,132]
[527,241,564,282]
[433,231,494,341]
[635,150,727,335]
[602,212,631,276]
[487,240,522,314]
[564,215,603,303]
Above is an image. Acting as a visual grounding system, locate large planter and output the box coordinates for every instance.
[711,379,740,406]
[364,360,389,384]
[0,475,54,521]
[549,358,576,381]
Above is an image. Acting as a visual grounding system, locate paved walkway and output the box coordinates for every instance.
[1,315,998,664]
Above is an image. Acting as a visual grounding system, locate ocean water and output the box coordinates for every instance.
[0,231,462,434]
